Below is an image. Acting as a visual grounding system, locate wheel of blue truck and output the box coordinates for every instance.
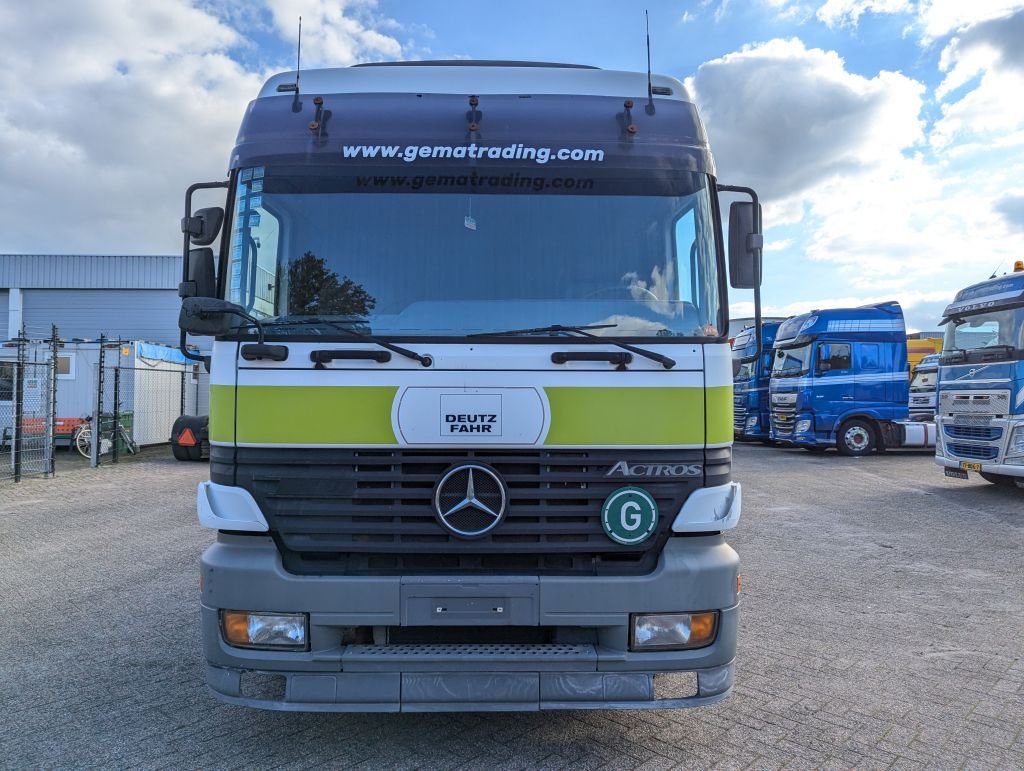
[837,419,876,456]
[980,472,1015,486]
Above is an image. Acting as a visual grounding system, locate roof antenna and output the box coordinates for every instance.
[645,10,655,115]
[276,16,303,110]
[296,16,302,91]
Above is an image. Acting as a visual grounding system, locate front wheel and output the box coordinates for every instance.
[836,419,877,457]
[74,427,92,458]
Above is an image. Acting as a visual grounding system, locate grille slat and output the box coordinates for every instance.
[947,443,999,460]
[215,446,730,576]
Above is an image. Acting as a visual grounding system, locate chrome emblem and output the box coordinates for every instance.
[433,464,508,539]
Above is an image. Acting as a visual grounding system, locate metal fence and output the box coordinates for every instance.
[85,343,208,466]
[2,330,210,479]
[0,333,57,482]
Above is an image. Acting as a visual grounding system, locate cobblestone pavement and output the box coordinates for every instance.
[1,446,1022,769]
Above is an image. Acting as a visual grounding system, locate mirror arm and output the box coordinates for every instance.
[178,330,211,372]
[718,184,763,359]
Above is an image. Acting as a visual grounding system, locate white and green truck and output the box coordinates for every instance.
[178,61,763,711]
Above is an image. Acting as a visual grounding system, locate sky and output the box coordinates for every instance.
[1,0,1023,333]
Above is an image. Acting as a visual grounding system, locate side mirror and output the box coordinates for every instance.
[178,247,217,298]
[181,206,224,247]
[728,202,763,289]
[179,297,244,337]
[818,344,832,372]
[732,358,742,377]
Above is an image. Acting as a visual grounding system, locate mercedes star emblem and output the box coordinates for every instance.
[433,464,508,538]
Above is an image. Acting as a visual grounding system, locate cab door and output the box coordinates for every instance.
[853,342,885,411]
[814,342,853,433]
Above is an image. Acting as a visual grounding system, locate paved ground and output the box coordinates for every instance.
[1,446,1022,769]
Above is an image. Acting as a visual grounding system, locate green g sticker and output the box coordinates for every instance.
[601,487,659,545]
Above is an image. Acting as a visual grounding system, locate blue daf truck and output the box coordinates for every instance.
[731,321,780,441]
[176,61,767,711]
[935,263,1024,488]
[769,301,935,455]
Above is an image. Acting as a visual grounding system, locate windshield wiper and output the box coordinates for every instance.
[469,323,675,370]
[467,323,618,337]
[979,344,1017,357]
[264,317,433,367]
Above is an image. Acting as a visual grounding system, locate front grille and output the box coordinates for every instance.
[947,443,999,461]
[733,401,748,431]
[771,406,795,437]
[939,390,1010,416]
[944,424,1002,441]
[214,446,729,576]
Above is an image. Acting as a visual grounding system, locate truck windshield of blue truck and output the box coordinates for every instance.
[771,343,813,377]
[943,308,1024,361]
[226,165,721,339]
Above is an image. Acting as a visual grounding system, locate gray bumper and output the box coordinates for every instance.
[201,534,739,712]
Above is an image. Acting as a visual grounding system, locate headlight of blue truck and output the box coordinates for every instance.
[1007,425,1024,464]
[795,419,812,433]
[745,416,758,430]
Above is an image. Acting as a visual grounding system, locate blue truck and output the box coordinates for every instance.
[768,301,935,455]
[731,321,780,441]
[935,263,1024,488]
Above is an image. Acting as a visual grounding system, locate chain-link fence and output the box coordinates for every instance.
[3,331,209,477]
[84,350,207,466]
[0,334,57,482]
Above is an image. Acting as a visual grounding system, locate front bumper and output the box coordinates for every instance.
[201,534,739,712]
[935,456,1024,478]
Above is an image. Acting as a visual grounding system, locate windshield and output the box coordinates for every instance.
[225,165,722,338]
[734,361,755,381]
[771,344,812,377]
[910,370,937,391]
[943,308,1024,357]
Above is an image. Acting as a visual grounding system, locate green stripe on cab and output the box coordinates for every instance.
[209,384,398,445]
[543,386,728,446]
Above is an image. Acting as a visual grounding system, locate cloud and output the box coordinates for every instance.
[995,192,1024,232]
[263,0,403,67]
[0,0,409,255]
[931,9,1024,149]
[687,38,925,205]
[692,34,1020,335]
[916,0,1024,40]
[816,0,912,28]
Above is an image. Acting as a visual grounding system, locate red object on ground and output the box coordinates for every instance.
[176,428,198,447]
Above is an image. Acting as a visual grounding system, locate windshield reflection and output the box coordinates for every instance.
[772,344,812,377]
[225,166,722,339]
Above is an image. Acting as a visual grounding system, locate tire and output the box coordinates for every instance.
[980,472,1015,487]
[74,427,92,459]
[836,419,877,457]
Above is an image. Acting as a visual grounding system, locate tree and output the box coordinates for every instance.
[285,251,376,316]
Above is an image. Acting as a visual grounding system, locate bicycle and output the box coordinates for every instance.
[73,416,139,458]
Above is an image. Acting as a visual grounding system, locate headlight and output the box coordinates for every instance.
[1009,426,1024,456]
[630,612,718,651]
[796,419,812,433]
[746,416,758,429]
[221,610,308,650]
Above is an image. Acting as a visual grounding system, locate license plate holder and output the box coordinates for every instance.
[959,461,982,472]
[945,468,969,479]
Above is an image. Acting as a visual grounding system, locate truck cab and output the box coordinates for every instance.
[935,264,1024,488]
[731,321,779,441]
[769,301,911,455]
[908,353,940,420]
[177,61,766,712]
